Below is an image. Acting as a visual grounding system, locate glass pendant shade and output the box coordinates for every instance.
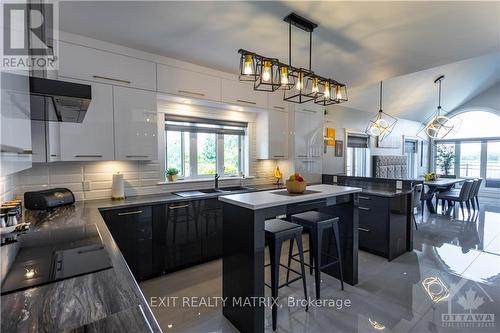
[238,51,257,82]
[334,84,348,103]
[278,66,294,90]
[254,58,280,92]
[305,75,324,99]
[314,79,338,106]
[284,68,314,103]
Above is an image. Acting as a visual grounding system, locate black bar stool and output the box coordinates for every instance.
[265,219,308,331]
[288,211,344,299]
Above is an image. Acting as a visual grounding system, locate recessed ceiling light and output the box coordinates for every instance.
[183,100,191,104]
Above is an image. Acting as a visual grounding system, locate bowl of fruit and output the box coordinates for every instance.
[286,172,307,194]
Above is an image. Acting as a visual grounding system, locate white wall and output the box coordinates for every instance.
[0,175,14,202]
[322,105,427,175]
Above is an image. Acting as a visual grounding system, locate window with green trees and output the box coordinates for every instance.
[165,116,245,179]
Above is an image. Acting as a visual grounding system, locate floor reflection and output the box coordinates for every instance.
[139,197,500,333]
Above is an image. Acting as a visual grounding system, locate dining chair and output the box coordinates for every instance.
[436,180,474,218]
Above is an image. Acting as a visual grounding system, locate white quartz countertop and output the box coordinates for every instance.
[218,184,362,210]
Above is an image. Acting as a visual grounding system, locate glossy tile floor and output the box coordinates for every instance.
[140,197,500,333]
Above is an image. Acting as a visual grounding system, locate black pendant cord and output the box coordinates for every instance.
[309,31,312,71]
[438,79,442,109]
[379,81,383,112]
[288,21,292,67]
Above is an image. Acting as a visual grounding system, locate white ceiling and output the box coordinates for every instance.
[59,1,500,121]
[340,52,500,121]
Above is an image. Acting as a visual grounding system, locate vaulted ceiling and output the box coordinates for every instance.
[60,1,500,121]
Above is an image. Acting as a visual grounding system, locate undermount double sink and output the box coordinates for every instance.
[173,186,253,198]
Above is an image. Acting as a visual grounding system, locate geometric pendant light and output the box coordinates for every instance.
[417,75,454,139]
[365,81,398,141]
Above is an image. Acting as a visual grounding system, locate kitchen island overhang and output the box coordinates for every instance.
[219,184,362,333]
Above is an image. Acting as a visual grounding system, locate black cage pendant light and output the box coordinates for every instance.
[365,81,398,141]
[417,75,456,139]
[237,12,348,105]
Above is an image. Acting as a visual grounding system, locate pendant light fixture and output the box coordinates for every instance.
[417,75,454,139]
[237,12,348,105]
[365,81,398,141]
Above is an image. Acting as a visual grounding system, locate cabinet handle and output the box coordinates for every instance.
[50,154,59,157]
[169,204,189,210]
[178,90,205,97]
[296,154,307,158]
[126,155,148,158]
[236,99,256,105]
[75,154,103,158]
[358,207,371,211]
[358,196,371,200]
[117,210,143,216]
[93,75,131,84]
[358,227,371,232]
[273,106,285,110]
[273,155,285,158]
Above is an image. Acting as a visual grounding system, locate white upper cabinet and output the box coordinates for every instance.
[268,91,287,112]
[256,109,289,160]
[59,79,115,161]
[59,41,156,91]
[221,79,268,109]
[294,104,324,159]
[1,71,32,175]
[113,86,158,161]
[157,64,221,102]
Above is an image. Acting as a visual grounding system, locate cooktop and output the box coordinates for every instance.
[1,224,113,295]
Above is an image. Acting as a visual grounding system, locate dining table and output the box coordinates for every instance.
[419,178,465,213]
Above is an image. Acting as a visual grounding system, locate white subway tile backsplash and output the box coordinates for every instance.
[10,127,279,201]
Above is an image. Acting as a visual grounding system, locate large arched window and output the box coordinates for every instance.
[434,109,500,188]
[446,110,500,139]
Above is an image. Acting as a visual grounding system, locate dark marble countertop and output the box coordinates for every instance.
[357,185,413,198]
[0,183,284,332]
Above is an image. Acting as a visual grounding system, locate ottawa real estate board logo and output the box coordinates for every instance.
[440,278,495,328]
[2,2,58,70]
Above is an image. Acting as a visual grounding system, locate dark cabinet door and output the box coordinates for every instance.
[102,206,153,280]
[200,198,223,260]
[358,195,389,256]
[165,201,203,269]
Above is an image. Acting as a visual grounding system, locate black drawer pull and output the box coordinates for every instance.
[117,210,143,216]
[358,207,371,211]
[358,227,370,232]
[236,99,256,105]
[358,196,371,200]
[169,204,189,210]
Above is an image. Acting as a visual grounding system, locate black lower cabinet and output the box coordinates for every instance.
[357,193,410,261]
[164,201,203,270]
[102,198,225,281]
[101,206,154,280]
[200,198,223,260]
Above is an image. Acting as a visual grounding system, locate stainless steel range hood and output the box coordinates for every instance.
[29,76,92,123]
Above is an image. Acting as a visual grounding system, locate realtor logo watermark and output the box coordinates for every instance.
[442,278,495,329]
[1,1,58,70]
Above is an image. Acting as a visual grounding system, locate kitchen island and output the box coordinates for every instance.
[219,184,362,333]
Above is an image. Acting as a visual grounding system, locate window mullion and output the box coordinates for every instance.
[217,134,224,175]
[190,132,197,177]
